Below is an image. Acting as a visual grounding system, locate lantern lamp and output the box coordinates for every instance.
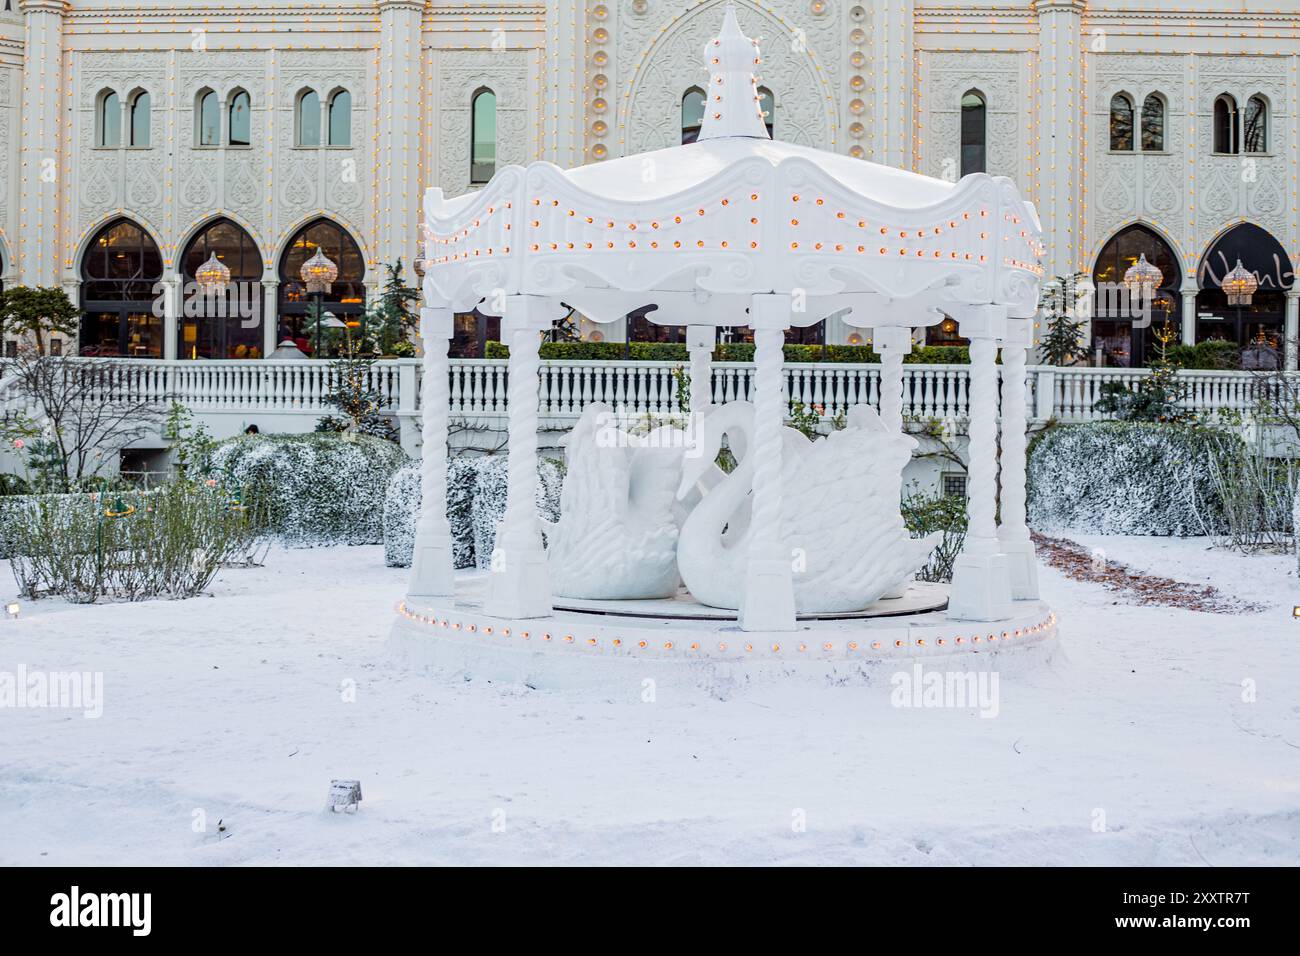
[1222,259,1258,307]
[195,252,231,291]
[1122,253,1163,302]
[300,248,339,295]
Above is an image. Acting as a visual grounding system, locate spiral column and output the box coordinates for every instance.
[873,325,913,600]
[948,307,1013,621]
[997,318,1039,599]
[485,296,553,619]
[741,295,796,632]
[407,306,456,598]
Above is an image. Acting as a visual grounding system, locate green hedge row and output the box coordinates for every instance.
[1165,340,1242,370]
[484,340,971,364]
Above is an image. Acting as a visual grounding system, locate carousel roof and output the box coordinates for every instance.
[421,4,1043,327]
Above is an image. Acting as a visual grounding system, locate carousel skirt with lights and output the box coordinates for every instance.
[389,574,1059,693]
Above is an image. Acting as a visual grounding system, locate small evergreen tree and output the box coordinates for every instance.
[0,285,79,356]
[365,260,420,356]
[1038,273,1090,366]
[1095,320,1187,423]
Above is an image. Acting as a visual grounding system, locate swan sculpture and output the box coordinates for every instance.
[675,401,939,613]
[546,402,687,600]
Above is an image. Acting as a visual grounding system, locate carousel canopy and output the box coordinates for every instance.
[421,4,1043,329]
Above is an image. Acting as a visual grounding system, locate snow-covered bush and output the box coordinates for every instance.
[209,433,411,547]
[382,455,563,569]
[1028,422,1241,535]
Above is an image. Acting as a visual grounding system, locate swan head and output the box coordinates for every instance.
[675,400,754,499]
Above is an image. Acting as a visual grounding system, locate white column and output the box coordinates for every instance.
[997,318,1039,600]
[162,274,182,360]
[686,324,713,418]
[1035,0,1085,278]
[1285,289,1299,371]
[874,325,912,432]
[868,0,915,168]
[17,0,65,287]
[485,295,554,619]
[948,306,1013,621]
[261,279,279,358]
[1181,282,1199,348]
[408,306,456,599]
[376,0,424,268]
[740,294,795,632]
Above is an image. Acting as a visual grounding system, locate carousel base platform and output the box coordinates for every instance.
[389,573,1059,695]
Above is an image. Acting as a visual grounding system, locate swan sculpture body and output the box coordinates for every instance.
[675,401,939,613]
[547,402,687,600]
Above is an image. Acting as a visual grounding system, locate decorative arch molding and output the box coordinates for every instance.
[70,212,169,277]
[1196,220,1293,292]
[272,211,372,271]
[619,0,838,155]
[174,211,269,273]
[1086,217,1190,282]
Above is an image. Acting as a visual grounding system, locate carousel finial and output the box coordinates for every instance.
[696,3,771,142]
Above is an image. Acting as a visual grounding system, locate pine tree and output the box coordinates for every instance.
[365,260,420,356]
[1038,272,1090,366]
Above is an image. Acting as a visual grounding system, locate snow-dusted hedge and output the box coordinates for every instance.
[0,492,104,559]
[382,455,563,568]
[1027,421,1240,535]
[210,433,411,547]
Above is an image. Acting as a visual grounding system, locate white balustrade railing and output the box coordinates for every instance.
[0,356,1290,430]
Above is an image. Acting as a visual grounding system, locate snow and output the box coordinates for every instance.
[1,536,1297,866]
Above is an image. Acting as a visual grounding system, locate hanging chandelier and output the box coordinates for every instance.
[195,252,231,290]
[1222,258,1258,306]
[1122,253,1163,302]
[301,247,339,294]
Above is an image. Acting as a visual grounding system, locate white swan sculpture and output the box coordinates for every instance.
[675,401,939,613]
[546,402,687,600]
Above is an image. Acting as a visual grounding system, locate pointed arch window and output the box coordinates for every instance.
[196,89,219,146]
[277,218,367,354]
[1109,94,1134,151]
[758,86,774,138]
[1214,94,1238,154]
[79,218,164,358]
[180,218,265,359]
[1244,95,1267,153]
[960,90,986,175]
[129,91,151,147]
[228,90,251,146]
[681,87,706,145]
[328,89,352,146]
[471,88,496,183]
[98,90,121,147]
[297,90,321,146]
[1140,93,1164,151]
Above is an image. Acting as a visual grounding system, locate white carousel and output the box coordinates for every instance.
[393,7,1056,684]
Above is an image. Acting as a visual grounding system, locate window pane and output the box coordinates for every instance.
[1109,95,1133,151]
[681,87,705,144]
[1214,96,1236,153]
[199,91,219,146]
[229,91,251,146]
[960,91,986,174]
[131,92,150,146]
[329,90,351,146]
[299,90,320,146]
[1140,95,1163,151]
[1244,97,1266,153]
[101,92,120,147]
[471,90,496,182]
[758,86,774,138]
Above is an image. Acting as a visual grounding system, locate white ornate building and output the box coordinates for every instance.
[1,0,1297,366]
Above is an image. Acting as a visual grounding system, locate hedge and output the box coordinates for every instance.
[1166,340,1242,370]
[484,340,971,364]
[1027,421,1241,535]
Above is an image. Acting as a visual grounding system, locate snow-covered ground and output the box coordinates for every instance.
[1,537,1297,866]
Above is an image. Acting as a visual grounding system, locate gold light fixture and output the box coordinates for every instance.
[300,247,339,294]
[1122,252,1163,301]
[1222,259,1258,306]
[195,252,231,290]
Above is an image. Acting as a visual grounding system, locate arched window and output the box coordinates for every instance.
[328,89,351,146]
[758,85,774,138]
[1140,93,1164,151]
[960,89,986,175]
[1214,94,1238,154]
[196,88,219,146]
[129,91,150,147]
[79,219,164,358]
[180,218,264,359]
[1109,94,1134,151]
[470,88,496,183]
[681,86,706,145]
[1197,223,1292,356]
[1092,223,1181,368]
[277,218,367,355]
[228,90,251,146]
[98,90,120,147]
[297,90,320,146]
[1244,95,1267,153]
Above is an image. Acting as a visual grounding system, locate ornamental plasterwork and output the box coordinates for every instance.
[436,49,530,199]
[620,0,838,155]
[922,51,1029,190]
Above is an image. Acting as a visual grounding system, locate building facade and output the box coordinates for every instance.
[0,0,1297,366]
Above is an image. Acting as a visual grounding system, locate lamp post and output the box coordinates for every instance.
[1123,252,1163,365]
[300,247,339,358]
[1223,258,1258,348]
